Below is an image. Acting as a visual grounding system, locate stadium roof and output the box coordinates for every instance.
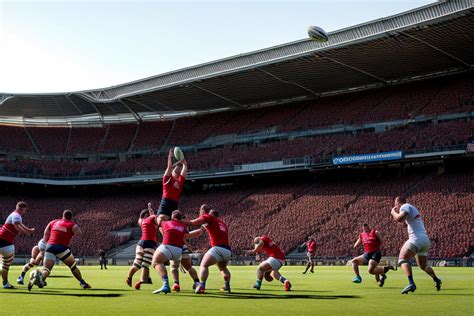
[1,0,473,125]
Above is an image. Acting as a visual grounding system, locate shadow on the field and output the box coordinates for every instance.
[178,292,360,300]
[48,275,73,278]
[415,293,474,296]
[53,288,129,292]
[4,291,123,298]
[233,288,331,293]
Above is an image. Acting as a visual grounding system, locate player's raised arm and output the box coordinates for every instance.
[164,148,174,177]
[148,202,155,216]
[180,159,188,178]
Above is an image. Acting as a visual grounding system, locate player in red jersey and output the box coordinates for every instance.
[301,236,316,274]
[157,148,188,221]
[127,203,159,290]
[251,235,292,291]
[28,210,91,291]
[151,210,202,294]
[351,224,394,287]
[0,201,35,289]
[183,206,232,294]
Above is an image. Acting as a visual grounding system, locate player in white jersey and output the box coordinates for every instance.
[17,239,47,285]
[391,196,442,294]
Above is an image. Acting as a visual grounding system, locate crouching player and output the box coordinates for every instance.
[17,239,47,285]
[127,204,157,290]
[252,235,292,291]
[151,210,202,294]
[351,223,394,287]
[28,210,91,291]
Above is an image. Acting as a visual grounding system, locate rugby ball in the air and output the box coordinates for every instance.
[308,25,328,42]
[174,147,185,161]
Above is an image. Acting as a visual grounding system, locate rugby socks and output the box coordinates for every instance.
[255,279,262,288]
[20,271,26,278]
[199,281,206,288]
[408,275,414,285]
[193,278,200,283]
[174,281,179,285]
[279,276,287,284]
[162,275,169,285]
[80,279,86,285]
[432,276,441,283]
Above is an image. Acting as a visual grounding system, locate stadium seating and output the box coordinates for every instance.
[0,125,35,153]
[1,171,470,258]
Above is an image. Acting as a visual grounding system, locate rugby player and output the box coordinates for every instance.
[252,235,292,291]
[151,210,202,294]
[17,238,46,285]
[351,224,394,287]
[127,203,158,290]
[170,240,201,292]
[301,236,316,274]
[0,201,35,289]
[391,196,442,294]
[183,207,232,294]
[157,148,188,221]
[28,210,91,290]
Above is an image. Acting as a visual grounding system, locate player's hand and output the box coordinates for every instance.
[168,148,173,157]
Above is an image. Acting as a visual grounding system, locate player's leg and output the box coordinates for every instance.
[1,246,15,289]
[310,253,315,273]
[351,255,366,283]
[18,246,39,284]
[217,260,231,292]
[269,258,291,291]
[398,240,417,294]
[61,251,91,289]
[181,256,200,289]
[134,246,155,289]
[416,255,442,291]
[127,245,144,287]
[170,260,181,291]
[195,251,218,294]
[303,252,312,274]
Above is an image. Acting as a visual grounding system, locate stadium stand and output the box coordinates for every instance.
[1,171,471,257]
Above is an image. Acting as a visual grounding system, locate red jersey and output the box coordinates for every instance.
[306,240,316,252]
[48,219,76,247]
[0,211,22,243]
[141,215,158,242]
[360,229,381,253]
[161,220,188,247]
[260,235,285,260]
[162,175,185,202]
[199,214,230,248]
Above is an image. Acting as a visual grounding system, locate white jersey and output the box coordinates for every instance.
[399,203,429,241]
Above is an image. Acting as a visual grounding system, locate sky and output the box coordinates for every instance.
[0,0,435,93]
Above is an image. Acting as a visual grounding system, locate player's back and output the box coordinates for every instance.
[400,203,428,240]
[261,235,285,260]
[48,219,76,246]
[202,214,230,248]
[141,215,158,242]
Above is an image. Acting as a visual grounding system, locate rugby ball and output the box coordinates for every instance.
[308,25,328,42]
[264,270,274,282]
[173,146,185,161]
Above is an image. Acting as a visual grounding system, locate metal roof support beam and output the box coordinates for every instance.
[71,95,105,126]
[400,31,471,68]
[64,94,84,115]
[190,83,244,108]
[256,68,321,97]
[119,100,142,123]
[318,54,388,84]
[126,97,174,112]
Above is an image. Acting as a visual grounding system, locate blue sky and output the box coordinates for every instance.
[0,0,435,93]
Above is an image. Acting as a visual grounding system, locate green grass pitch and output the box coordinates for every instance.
[1,265,473,315]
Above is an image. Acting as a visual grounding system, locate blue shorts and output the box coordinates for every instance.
[0,238,12,247]
[45,244,71,261]
[362,251,382,263]
[138,240,157,250]
[158,198,179,217]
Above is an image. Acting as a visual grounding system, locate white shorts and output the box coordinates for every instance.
[265,257,285,271]
[158,244,182,261]
[0,244,15,257]
[404,238,430,257]
[207,246,231,262]
[38,239,47,252]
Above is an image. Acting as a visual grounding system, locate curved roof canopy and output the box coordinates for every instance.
[1,0,473,125]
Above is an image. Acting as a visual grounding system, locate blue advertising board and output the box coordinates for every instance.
[332,151,403,165]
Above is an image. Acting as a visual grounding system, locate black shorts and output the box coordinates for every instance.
[363,251,382,263]
[45,244,71,261]
[0,238,12,248]
[138,240,157,250]
[158,198,179,217]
